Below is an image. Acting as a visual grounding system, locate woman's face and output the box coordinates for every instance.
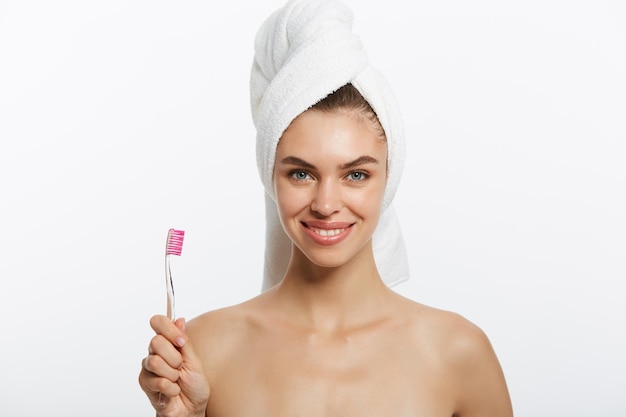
[273,108,387,269]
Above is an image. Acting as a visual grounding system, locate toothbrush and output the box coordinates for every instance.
[159,228,185,408]
[165,228,185,321]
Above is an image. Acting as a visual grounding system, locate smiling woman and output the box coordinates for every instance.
[274,89,388,269]
[137,0,513,416]
[1,0,625,415]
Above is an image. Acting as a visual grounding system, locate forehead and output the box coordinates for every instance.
[276,109,387,159]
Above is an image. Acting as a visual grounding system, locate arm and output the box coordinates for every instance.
[449,319,513,417]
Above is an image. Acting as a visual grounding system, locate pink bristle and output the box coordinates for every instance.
[166,228,185,256]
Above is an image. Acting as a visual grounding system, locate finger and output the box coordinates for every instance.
[142,353,180,382]
[149,334,184,369]
[174,317,186,332]
[150,315,187,348]
[138,368,181,399]
[174,318,204,367]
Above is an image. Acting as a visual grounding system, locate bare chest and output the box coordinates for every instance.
[205,331,455,417]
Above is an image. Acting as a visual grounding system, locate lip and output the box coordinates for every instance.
[301,221,354,246]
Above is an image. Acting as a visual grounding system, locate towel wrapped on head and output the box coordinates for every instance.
[250,0,409,291]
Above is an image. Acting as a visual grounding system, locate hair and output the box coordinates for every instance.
[311,83,386,141]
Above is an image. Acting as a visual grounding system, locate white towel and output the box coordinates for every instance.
[250,0,409,291]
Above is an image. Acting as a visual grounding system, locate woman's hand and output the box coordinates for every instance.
[139,315,210,417]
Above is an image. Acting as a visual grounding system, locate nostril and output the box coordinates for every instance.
[311,184,342,216]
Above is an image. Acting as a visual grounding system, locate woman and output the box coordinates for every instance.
[139,1,513,416]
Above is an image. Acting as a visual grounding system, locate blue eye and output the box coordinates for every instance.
[348,171,368,181]
[290,170,311,181]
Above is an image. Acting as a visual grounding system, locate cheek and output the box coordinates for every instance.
[274,180,308,217]
[345,182,385,217]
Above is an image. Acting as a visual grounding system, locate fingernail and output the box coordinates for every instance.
[176,337,186,347]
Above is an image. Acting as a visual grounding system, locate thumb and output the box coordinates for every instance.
[173,318,211,407]
[173,318,200,362]
[174,317,187,335]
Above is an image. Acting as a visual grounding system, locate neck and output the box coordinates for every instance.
[275,243,391,333]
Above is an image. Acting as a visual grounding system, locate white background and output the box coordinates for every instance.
[1,0,624,416]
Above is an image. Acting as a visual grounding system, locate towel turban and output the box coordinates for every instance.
[250,0,409,291]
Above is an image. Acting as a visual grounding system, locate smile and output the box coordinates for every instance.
[301,221,354,245]
[310,227,346,237]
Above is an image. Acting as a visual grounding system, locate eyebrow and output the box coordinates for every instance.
[279,155,379,170]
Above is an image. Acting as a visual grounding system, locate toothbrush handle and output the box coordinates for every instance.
[159,255,176,408]
[165,255,176,320]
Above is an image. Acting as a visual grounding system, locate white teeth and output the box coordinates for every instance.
[313,228,344,237]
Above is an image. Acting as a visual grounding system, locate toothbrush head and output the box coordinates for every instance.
[166,228,185,256]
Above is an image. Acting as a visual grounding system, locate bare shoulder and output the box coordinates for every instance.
[394,296,488,351]
[183,294,268,364]
[413,302,492,360]
[398,297,513,416]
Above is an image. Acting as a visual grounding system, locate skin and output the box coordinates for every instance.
[139,108,514,417]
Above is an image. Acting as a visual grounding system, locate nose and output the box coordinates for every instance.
[311,179,342,217]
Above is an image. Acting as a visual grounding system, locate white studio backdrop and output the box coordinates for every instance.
[1,0,624,416]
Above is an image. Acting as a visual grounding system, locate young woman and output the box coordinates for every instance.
[139,1,513,416]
